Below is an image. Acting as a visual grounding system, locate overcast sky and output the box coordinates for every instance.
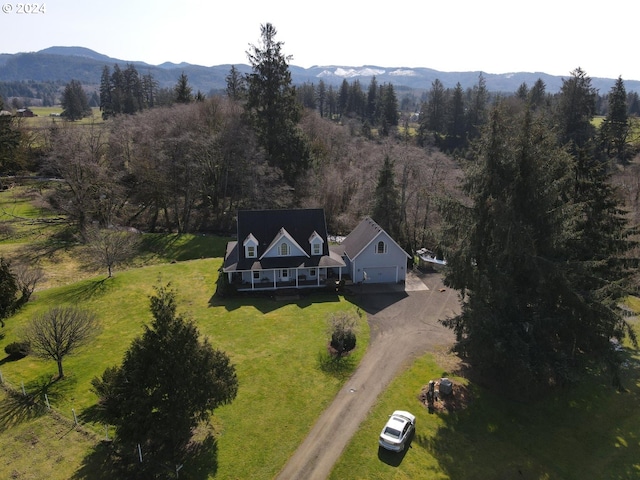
[1,0,638,80]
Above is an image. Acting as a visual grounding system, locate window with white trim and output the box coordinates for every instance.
[376,240,387,254]
[281,269,289,278]
[309,268,316,277]
[253,271,260,279]
[246,245,256,258]
[312,243,321,255]
[280,243,290,256]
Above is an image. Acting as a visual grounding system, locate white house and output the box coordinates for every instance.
[223,210,410,291]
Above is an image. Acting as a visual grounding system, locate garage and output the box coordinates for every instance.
[362,266,399,284]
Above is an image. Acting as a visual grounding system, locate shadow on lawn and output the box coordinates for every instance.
[0,372,77,430]
[0,386,45,429]
[421,352,640,480]
[46,278,112,303]
[72,434,219,480]
[209,291,342,314]
[377,431,414,467]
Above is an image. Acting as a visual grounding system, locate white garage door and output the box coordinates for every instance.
[362,266,398,283]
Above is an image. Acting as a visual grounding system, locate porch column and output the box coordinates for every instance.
[273,269,277,289]
[251,271,255,290]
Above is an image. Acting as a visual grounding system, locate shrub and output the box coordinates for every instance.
[327,311,359,356]
[4,341,30,359]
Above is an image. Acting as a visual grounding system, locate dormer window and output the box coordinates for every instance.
[309,231,324,256]
[280,242,290,256]
[243,233,258,258]
[376,240,387,254]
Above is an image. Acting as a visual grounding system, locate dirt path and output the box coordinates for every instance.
[275,272,460,480]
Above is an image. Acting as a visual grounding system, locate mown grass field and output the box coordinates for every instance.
[1,184,640,479]
[0,185,368,479]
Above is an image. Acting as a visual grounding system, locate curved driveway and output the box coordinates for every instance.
[276,272,460,480]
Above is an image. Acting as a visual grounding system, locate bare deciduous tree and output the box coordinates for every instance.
[22,306,99,379]
[83,227,139,277]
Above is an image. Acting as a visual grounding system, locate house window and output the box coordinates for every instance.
[280,243,290,256]
[253,271,260,279]
[376,240,387,254]
[309,268,316,277]
[247,246,256,258]
[281,269,289,279]
[312,243,321,255]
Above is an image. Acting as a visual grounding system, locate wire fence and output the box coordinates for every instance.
[0,369,188,478]
[0,366,109,439]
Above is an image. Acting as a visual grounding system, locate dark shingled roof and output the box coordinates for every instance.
[223,209,345,272]
[340,217,411,260]
[341,217,384,259]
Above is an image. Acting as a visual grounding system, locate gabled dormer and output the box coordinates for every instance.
[243,233,258,259]
[309,231,324,256]
[261,227,309,259]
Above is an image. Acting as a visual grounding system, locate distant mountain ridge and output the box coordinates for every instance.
[1,46,639,95]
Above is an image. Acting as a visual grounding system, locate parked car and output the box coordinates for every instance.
[378,410,415,452]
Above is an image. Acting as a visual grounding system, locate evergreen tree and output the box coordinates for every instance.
[99,65,113,118]
[425,79,448,135]
[246,23,309,185]
[61,79,92,121]
[600,76,629,163]
[445,82,466,150]
[529,78,547,109]
[225,65,247,101]
[0,257,18,328]
[92,284,238,470]
[366,76,378,124]
[337,79,349,116]
[439,104,636,393]
[174,72,193,104]
[555,67,597,154]
[515,82,529,101]
[0,97,21,175]
[466,73,488,141]
[372,155,400,237]
[316,79,327,117]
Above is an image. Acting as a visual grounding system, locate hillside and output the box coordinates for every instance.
[2,46,639,95]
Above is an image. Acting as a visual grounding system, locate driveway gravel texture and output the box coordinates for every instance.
[276,271,461,480]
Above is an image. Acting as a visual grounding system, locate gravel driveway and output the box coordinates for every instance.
[275,271,460,480]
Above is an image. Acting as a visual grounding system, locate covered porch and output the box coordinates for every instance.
[229,266,343,291]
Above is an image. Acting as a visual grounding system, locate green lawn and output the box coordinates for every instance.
[0,259,367,479]
[331,340,640,480]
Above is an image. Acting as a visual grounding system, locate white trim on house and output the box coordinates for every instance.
[260,227,310,259]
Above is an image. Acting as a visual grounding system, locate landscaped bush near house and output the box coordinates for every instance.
[4,340,30,359]
[327,311,359,356]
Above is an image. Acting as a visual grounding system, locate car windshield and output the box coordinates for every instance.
[383,427,401,438]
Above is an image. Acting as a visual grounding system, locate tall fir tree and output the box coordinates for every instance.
[372,155,401,238]
[245,23,309,185]
[600,76,629,163]
[92,284,238,471]
[61,79,92,121]
[439,104,636,393]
